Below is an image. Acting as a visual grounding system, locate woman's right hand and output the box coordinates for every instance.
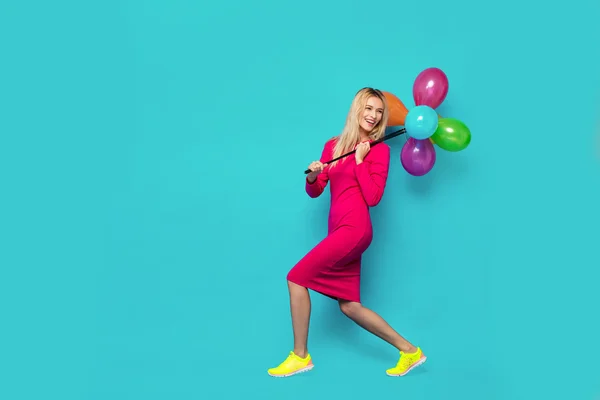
[306,161,325,183]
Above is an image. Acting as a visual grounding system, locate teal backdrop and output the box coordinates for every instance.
[1,0,599,399]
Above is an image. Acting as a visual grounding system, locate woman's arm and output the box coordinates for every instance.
[305,140,333,198]
[355,143,390,206]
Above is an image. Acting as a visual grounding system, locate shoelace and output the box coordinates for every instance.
[398,354,413,368]
[284,352,297,363]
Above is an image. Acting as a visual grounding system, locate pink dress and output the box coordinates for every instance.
[287,138,391,303]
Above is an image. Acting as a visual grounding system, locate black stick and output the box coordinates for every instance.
[304,128,406,174]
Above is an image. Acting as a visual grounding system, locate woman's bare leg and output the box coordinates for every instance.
[338,300,417,353]
[288,281,311,358]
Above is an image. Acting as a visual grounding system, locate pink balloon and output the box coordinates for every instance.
[400,137,436,176]
[412,67,449,109]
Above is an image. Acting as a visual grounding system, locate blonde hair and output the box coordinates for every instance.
[329,87,389,168]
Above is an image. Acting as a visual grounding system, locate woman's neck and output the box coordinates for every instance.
[359,129,370,142]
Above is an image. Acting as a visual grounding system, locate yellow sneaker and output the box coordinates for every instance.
[386,347,427,376]
[267,351,314,377]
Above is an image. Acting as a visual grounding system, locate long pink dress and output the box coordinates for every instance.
[287,138,391,303]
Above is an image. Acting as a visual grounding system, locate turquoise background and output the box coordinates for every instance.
[1,0,599,399]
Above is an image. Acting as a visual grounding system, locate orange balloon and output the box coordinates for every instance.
[382,91,409,126]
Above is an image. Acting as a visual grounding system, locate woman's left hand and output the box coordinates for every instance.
[355,141,370,164]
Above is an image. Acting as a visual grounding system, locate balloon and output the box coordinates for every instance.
[382,91,409,126]
[401,137,436,176]
[404,105,439,140]
[431,118,471,152]
[413,67,449,109]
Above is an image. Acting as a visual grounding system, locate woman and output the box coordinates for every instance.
[267,88,426,378]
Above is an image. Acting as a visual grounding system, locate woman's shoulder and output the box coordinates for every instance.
[372,141,390,153]
[323,136,338,148]
[369,141,390,161]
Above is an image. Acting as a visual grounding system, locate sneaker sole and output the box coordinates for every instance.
[386,356,427,377]
[268,364,314,378]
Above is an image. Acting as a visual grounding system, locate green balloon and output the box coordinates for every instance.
[431,118,471,152]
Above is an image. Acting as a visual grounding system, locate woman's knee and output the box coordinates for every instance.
[287,279,306,292]
[339,300,362,318]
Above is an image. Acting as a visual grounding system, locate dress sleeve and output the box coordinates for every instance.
[305,140,332,198]
[354,143,390,206]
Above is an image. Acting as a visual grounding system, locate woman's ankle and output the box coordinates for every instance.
[293,348,308,359]
[398,344,418,353]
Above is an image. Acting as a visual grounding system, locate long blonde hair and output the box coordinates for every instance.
[329,87,389,168]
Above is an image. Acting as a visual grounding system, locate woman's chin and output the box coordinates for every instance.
[360,124,374,133]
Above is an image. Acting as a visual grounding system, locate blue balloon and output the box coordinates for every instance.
[404,105,439,140]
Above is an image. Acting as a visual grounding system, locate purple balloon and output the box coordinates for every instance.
[400,137,436,176]
[412,67,449,109]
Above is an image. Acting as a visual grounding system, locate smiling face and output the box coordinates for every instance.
[359,95,385,134]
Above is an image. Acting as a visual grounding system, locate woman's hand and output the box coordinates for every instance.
[355,141,371,164]
[307,161,325,183]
